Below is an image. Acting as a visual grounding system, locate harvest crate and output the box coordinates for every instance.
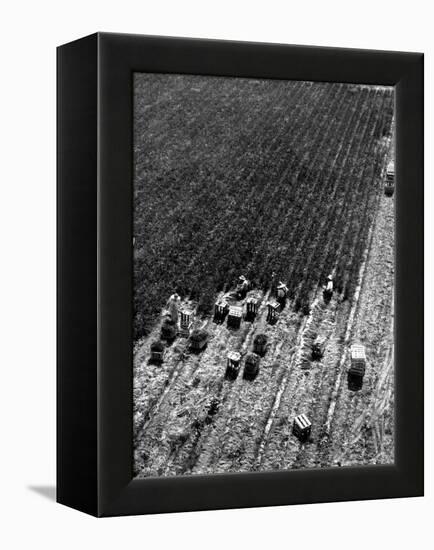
[350,344,366,368]
[292,414,312,441]
[245,297,258,321]
[189,329,208,352]
[266,301,280,324]
[243,353,260,380]
[150,341,165,364]
[227,306,243,329]
[178,309,193,337]
[384,160,395,196]
[214,300,229,323]
[226,351,241,380]
[348,344,366,390]
[253,333,267,356]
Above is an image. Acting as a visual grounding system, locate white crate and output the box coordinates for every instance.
[294,414,311,430]
[350,344,366,363]
[228,306,243,318]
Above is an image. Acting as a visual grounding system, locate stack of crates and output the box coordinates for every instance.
[214,300,229,323]
[348,344,366,390]
[227,306,243,329]
[384,160,395,196]
[178,309,193,338]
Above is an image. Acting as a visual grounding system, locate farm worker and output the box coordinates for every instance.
[277,281,288,299]
[166,292,181,324]
[326,275,333,293]
[239,275,248,287]
[237,275,249,295]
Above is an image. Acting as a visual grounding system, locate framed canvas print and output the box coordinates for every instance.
[57,33,423,517]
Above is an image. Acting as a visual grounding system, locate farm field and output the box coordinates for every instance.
[133,73,395,477]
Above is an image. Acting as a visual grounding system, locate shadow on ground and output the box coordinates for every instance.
[28,486,56,502]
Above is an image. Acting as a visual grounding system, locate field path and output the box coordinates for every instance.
[323,193,395,466]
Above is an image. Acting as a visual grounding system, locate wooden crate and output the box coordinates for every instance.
[189,330,208,352]
[178,309,193,337]
[243,353,260,380]
[214,300,229,322]
[150,340,165,364]
[150,350,164,363]
[246,297,258,320]
[385,161,395,196]
[384,183,394,196]
[292,413,312,441]
[253,334,267,356]
[348,344,366,390]
[226,351,241,380]
[266,300,280,324]
[227,306,243,329]
[350,344,366,368]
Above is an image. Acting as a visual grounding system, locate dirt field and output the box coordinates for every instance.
[132,75,395,477]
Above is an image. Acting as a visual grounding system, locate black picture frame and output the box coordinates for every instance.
[57,32,424,517]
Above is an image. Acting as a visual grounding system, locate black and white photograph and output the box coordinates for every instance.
[132,73,395,478]
[0,0,429,541]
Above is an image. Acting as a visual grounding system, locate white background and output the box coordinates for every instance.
[0,1,431,548]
